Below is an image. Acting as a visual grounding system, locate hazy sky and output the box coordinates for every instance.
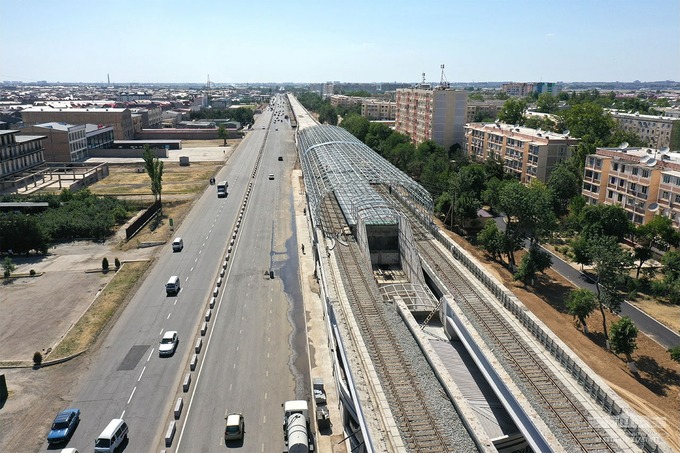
[2,0,678,84]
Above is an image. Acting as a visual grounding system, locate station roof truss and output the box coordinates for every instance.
[298,125,433,230]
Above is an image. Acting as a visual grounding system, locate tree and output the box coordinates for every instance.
[536,92,559,114]
[217,124,228,146]
[102,257,109,271]
[547,161,581,216]
[661,249,680,284]
[2,257,16,278]
[340,114,370,142]
[589,235,634,347]
[609,316,639,371]
[566,288,597,333]
[477,220,505,261]
[570,235,592,271]
[143,145,164,203]
[669,345,680,363]
[498,98,527,125]
[513,242,552,284]
[579,204,632,242]
[632,246,653,280]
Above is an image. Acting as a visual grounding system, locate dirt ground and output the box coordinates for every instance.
[437,222,680,450]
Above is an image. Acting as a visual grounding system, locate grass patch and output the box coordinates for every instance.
[49,261,151,359]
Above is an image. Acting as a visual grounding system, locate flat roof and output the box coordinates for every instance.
[15,134,46,142]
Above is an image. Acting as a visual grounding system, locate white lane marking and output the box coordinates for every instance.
[120,410,126,419]
[159,329,164,336]
[229,383,232,391]
[263,415,266,424]
[147,349,154,362]
[127,387,136,404]
[138,366,146,382]
[167,313,171,320]
[198,249,202,254]
[174,300,177,306]
[266,370,269,377]
[186,276,190,281]
[203,242,206,247]
[264,392,267,400]
[233,363,236,369]
[261,443,265,452]
[267,352,270,358]
[236,345,239,351]
[239,329,242,334]
[195,258,198,263]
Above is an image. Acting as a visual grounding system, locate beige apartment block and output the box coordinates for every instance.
[0,130,45,179]
[361,99,396,120]
[395,87,467,149]
[582,146,680,227]
[329,95,364,108]
[501,82,534,97]
[464,123,577,183]
[608,110,680,150]
[21,107,134,140]
[466,100,505,122]
[21,122,87,162]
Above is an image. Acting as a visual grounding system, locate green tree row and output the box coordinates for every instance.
[190,107,254,127]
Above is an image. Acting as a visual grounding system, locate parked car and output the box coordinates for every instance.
[47,408,81,444]
[159,331,179,357]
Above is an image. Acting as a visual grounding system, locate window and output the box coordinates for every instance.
[632,167,639,176]
[642,169,650,178]
[662,191,670,199]
[663,174,671,184]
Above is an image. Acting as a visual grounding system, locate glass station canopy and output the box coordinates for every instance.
[298,125,433,229]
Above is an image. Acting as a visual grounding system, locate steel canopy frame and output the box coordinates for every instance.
[298,125,433,230]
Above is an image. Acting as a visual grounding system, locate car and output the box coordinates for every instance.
[224,412,244,440]
[278,156,283,161]
[159,331,178,357]
[268,174,274,180]
[60,449,80,453]
[47,408,80,445]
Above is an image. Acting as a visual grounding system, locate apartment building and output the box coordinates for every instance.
[466,100,505,122]
[130,107,163,129]
[0,129,45,179]
[464,122,577,183]
[582,146,680,227]
[534,82,562,96]
[361,99,396,120]
[329,95,364,108]
[608,110,680,150]
[21,107,134,140]
[395,87,467,149]
[501,83,534,97]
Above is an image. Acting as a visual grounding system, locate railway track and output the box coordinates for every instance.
[382,187,621,452]
[321,194,452,452]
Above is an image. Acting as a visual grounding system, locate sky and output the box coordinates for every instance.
[1,0,679,84]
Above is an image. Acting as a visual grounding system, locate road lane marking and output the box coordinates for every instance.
[203,242,206,247]
[236,345,239,351]
[185,276,189,281]
[138,366,146,382]
[198,249,202,254]
[264,392,267,400]
[127,387,136,404]
[174,300,177,306]
[261,443,265,452]
[190,266,194,272]
[147,349,154,361]
[263,415,266,423]
[167,313,172,319]
[121,410,125,419]
[233,363,236,369]
[159,329,164,336]
[195,258,198,263]
[239,329,242,334]
[229,383,232,391]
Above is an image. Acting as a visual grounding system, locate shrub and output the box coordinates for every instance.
[102,257,109,271]
[33,351,43,367]
[114,257,121,269]
[29,269,36,276]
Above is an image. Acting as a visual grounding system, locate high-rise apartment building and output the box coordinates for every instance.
[534,82,562,96]
[501,83,534,97]
[582,146,680,227]
[608,110,680,150]
[464,123,577,183]
[395,87,467,149]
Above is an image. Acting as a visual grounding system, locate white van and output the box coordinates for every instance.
[172,237,183,252]
[166,276,181,296]
[94,418,128,453]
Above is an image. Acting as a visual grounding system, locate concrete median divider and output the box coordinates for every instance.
[174,397,183,419]
[195,337,202,353]
[182,373,191,392]
[213,287,219,297]
[205,309,211,321]
[201,322,208,336]
[165,420,176,447]
[216,277,222,287]
[219,269,225,277]
[209,296,216,308]
[190,354,197,371]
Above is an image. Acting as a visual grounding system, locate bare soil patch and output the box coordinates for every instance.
[438,221,680,450]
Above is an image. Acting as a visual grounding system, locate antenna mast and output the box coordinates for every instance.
[439,64,449,90]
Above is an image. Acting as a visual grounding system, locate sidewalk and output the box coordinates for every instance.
[292,169,348,452]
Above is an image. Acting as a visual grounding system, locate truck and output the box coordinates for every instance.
[216,181,228,198]
[283,400,314,453]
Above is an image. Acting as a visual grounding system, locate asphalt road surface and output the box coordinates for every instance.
[42,95,309,452]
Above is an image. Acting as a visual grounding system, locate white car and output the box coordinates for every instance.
[159,331,178,357]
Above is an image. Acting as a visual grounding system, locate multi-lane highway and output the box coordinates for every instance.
[44,95,308,452]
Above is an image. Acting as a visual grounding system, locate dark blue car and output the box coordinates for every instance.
[47,408,80,444]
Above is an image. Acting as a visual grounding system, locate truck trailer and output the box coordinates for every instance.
[283,400,314,453]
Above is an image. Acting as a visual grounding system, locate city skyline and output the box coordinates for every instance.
[1,0,679,84]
